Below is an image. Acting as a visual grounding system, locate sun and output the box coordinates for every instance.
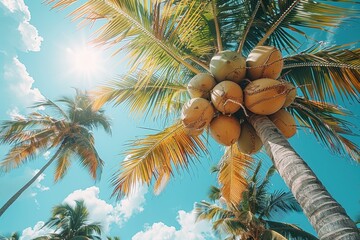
[65,44,106,82]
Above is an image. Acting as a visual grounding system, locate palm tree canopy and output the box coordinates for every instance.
[0,90,111,181]
[34,200,102,240]
[195,163,318,239]
[45,0,360,198]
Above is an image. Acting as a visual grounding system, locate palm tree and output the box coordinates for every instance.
[45,1,360,238]
[196,162,318,239]
[0,232,20,240]
[33,200,102,240]
[0,90,111,217]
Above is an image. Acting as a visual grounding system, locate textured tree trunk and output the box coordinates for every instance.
[248,114,359,240]
[0,152,58,217]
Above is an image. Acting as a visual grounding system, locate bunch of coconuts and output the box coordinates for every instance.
[181,46,297,155]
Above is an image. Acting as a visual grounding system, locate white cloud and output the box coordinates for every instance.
[20,221,53,240]
[0,0,42,52]
[43,151,51,160]
[32,169,50,192]
[7,106,24,120]
[132,208,214,240]
[63,185,148,233]
[4,56,45,104]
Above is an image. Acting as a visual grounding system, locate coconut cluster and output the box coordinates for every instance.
[181,47,297,154]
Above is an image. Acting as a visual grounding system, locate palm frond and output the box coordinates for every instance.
[208,185,221,202]
[284,44,360,102]
[91,73,188,121]
[218,146,253,205]
[289,97,359,162]
[32,99,69,120]
[46,0,218,84]
[111,122,207,198]
[266,221,319,240]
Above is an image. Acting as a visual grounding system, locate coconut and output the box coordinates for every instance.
[237,122,262,154]
[187,73,217,99]
[269,109,297,138]
[246,46,283,80]
[210,50,246,83]
[211,81,244,114]
[244,78,287,115]
[282,82,296,108]
[210,115,241,146]
[181,98,215,131]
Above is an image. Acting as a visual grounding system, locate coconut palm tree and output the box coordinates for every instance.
[0,90,111,217]
[33,200,102,240]
[196,163,318,239]
[45,1,360,238]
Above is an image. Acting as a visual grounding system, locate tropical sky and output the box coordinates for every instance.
[0,1,359,239]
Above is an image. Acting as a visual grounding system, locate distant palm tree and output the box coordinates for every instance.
[34,200,102,240]
[0,90,111,217]
[196,162,318,240]
[0,232,20,240]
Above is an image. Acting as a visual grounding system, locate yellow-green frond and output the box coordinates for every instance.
[91,73,188,121]
[289,97,359,162]
[111,121,207,198]
[218,146,253,205]
[284,44,360,102]
[54,148,72,182]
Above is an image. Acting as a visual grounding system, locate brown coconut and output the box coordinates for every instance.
[211,81,244,114]
[181,98,215,130]
[210,115,241,146]
[210,50,246,83]
[237,122,262,154]
[269,109,297,138]
[244,78,287,115]
[246,46,283,80]
[282,82,296,108]
[187,73,217,99]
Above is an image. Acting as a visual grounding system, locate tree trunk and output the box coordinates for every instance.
[0,152,59,217]
[248,114,359,240]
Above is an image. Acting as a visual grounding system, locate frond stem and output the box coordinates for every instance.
[211,0,223,52]
[237,0,262,53]
[256,0,300,46]
[283,61,360,70]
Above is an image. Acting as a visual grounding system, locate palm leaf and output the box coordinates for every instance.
[218,146,253,205]
[91,73,188,121]
[266,221,319,240]
[261,229,287,240]
[289,97,359,162]
[284,44,360,101]
[111,121,207,198]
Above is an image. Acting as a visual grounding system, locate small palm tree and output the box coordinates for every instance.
[196,163,318,240]
[0,90,111,217]
[34,200,102,240]
[0,232,20,240]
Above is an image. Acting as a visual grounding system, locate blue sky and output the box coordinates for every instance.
[0,1,359,239]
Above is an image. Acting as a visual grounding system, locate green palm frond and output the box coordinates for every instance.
[284,44,360,101]
[111,122,207,198]
[208,185,221,201]
[289,97,359,162]
[195,200,234,221]
[32,99,69,120]
[46,0,218,84]
[266,221,319,240]
[218,146,253,205]
[92,73,188,120]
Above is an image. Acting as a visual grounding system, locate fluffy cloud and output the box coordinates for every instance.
[32,169,50,193]
[132,208,214,240]
[0,0,42,52]
[4,56,45,104]
[7,106,24,119]
[20,221,53,240]
[63,185,148,232]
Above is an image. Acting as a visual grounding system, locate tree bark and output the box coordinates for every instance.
[248,114,359,240]
[0,152,59,218]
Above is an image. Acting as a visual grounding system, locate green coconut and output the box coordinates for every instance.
[282,82,297,108]
[211,81,244,114]
[246,46,283,80]
[210,115,241,146]
[210,50,246,83]
[181,98,215,131]
[187,73,217,99]
[237,122,262,154]
[244,78,287,115]
[269,109,297,138]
